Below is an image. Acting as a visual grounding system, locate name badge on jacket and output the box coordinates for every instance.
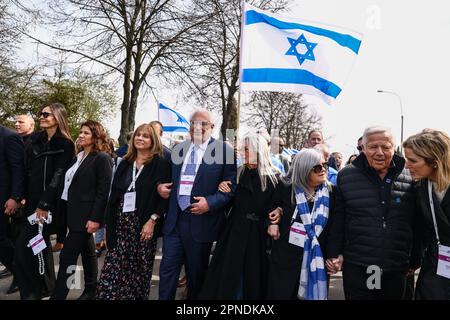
[179,174,195,196]
[437,244,450,279]
[289,222,306,248]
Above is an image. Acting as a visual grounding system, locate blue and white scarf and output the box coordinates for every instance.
[294,183,330,300]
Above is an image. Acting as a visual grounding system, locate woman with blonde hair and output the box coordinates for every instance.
[200,133,280,299]
[97,124,171,300]
[403,129,450,299]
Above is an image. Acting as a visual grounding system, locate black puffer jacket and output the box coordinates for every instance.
[327,153,422,272]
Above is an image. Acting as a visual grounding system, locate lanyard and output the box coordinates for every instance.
[66,152,88,184]
[428,180,441,245]
[128,161,144,192]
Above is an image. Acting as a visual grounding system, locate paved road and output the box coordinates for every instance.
[0,237,345,300]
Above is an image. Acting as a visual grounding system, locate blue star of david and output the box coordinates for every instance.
[285,34,317,66]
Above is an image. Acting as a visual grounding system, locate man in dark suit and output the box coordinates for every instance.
[0,125,26,291]
[157,109,236,300]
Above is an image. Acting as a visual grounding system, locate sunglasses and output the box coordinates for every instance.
[38,111,53,119]
[312,162,329,173]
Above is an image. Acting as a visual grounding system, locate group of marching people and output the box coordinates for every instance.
[0,101,449,300]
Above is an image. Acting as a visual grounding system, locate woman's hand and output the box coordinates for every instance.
[140,219,156,241]
[268,207,282,224]
[267,224,280,240]
[218,181,232,193]
[36,208,48,223]
[85,220,100,234]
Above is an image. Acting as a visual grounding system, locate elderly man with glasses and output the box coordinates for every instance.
[157,108,237,300]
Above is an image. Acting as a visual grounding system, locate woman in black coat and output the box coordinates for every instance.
[266,148,336,300]
[97,124,171,300]
[199,133,280,300]
[404,129,450,299]
[51,120,113,300]
[14,102,75,300]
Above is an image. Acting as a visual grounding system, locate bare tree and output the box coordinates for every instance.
[23,0,211,144]
[245,92,322,149]
[174,0,288,137]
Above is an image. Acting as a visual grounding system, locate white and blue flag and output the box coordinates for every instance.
[158,102,189,132]
[240,3,362,104]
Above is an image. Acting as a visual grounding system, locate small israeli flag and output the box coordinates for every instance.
[240,3,363,104]
[158,102,189,132]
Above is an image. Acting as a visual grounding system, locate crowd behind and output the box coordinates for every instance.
[0,101,449,300]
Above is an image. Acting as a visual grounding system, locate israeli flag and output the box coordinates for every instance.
[158,102,189,132]
[240,3,363,104]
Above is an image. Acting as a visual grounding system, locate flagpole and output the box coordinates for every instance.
[237,1,246,143]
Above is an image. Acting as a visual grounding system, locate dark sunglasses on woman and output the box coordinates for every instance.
[312,162,329,173]
[38,111,53,119]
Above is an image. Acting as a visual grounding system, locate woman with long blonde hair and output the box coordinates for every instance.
[200,133,280,299]
[404,129,450,299]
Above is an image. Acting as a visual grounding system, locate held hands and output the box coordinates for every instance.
[218,181,232,193]
[36,208,49,223]
[85,220,100,234]
[190,197,210,215]
[267,224,280,240]
[326,255,344,275]
[140,219,156,241]
[4,198,21,215]
[157,182,173,199]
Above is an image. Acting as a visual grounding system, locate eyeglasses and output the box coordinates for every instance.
[357,146,363,151]
[312,162,329,173]
[190,120,211,128]
[38,111,53,119]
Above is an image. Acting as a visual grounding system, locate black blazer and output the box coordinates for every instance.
[105,155,171,249]
[62,151,113,232]
[0,125,25,207]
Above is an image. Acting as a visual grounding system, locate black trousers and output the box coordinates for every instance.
[14,221,56,299]
[0,213,14,271]
[343,262,406,300]
[51,231,97,300]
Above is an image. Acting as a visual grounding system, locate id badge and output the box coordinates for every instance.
[123,191,137,213]
[437,244,450,279]
[289,222,307,248]
[28,234,46,255]
[179,175,195,196]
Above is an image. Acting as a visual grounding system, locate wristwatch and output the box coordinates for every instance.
[150,214,160,222]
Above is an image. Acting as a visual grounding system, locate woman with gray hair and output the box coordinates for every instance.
[266,148,336,300]
[199,133,281,299]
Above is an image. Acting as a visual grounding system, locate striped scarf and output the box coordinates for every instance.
[295,183,330,300]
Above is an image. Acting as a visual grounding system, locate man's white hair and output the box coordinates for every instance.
[362,126,396,145]
[189,108,214,123]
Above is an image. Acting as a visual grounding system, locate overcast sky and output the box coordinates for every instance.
[19,0,450,161]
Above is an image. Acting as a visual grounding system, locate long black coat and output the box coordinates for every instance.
[415,180,450,300]
[105,155,171,249]
[199,168,279,300]
[266,183,335,300]
[25,131,75,234]
[61,151,113,232]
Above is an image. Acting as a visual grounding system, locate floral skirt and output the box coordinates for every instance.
[96,202,157,300]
